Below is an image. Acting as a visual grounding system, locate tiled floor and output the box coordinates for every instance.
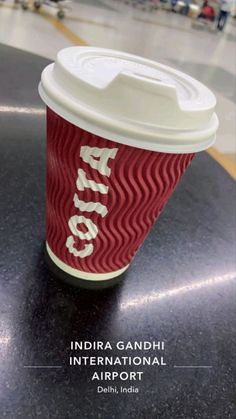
[0,0,235,161]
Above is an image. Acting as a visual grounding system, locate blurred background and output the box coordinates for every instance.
[0,0,235,165]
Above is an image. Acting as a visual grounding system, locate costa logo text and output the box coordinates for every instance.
[65,146,118,258]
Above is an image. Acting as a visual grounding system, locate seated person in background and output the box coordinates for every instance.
[198,0,216,21]
[180,0,191,16]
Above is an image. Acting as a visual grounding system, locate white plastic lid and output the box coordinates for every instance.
[39,47,218,153]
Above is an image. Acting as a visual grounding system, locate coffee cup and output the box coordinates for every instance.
[39,47,218,287]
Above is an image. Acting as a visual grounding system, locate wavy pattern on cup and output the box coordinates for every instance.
[46,108,195,276]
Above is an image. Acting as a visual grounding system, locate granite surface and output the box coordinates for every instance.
[0,43,236,419]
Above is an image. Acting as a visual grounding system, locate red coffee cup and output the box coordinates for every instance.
[39,47,218,287]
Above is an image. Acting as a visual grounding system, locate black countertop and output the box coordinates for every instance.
[0,44,235,419]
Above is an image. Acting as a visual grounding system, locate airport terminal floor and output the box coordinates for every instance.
[0,1,236,418]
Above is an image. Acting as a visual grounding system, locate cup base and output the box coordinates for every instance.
[44,243,129,290]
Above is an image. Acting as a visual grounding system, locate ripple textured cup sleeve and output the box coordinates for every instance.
[46,107,195,281]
